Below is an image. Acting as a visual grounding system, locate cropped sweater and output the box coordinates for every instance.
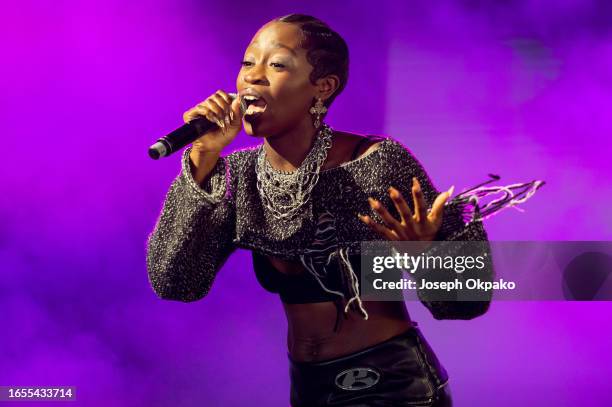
[146,136,493,321]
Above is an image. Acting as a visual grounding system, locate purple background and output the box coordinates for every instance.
[2,0,612,405]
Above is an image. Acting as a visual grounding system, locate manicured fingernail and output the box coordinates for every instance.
[447,185,455,197]
[230,110,234,121]
[388,186,397,197]
[224,114,230,126]
[368,198,380,209]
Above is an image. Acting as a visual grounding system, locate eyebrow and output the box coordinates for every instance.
[248,41,297,56]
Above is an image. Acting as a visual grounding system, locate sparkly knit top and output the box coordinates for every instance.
[146,136,493,321]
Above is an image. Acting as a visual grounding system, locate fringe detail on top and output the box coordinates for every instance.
[447,174,545,224]
[299,246,369,322]
[339,247,369,320]
[299,252,345,298]
[297,208,369,322]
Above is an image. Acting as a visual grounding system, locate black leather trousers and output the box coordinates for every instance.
[288,322,452,407]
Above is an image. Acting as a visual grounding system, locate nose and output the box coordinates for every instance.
[243,63,268,86]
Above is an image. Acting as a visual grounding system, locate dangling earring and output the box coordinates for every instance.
[309,97,328,129]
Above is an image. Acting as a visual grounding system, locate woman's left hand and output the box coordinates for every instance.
[358,177,454,242]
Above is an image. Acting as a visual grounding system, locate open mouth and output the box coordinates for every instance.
[242,95,268,116]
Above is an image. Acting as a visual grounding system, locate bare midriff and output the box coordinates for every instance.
[267,255,415,363]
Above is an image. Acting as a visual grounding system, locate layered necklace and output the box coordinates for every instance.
[256,123,333,220]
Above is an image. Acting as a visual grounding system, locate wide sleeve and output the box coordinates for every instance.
[145,147,237,302]
[384,140,494,320]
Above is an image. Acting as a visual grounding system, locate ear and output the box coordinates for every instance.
[315,75,340,102]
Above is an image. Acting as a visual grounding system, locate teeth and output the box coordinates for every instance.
[244,95,259,101]
[245,103,267,115]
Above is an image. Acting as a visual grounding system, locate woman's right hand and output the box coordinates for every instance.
[182,90,243,153]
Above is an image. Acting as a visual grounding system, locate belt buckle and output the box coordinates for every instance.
[334,367,381,391]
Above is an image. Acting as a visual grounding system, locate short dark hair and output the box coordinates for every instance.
[275,14,349,108]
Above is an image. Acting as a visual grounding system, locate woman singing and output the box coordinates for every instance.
[146,14,493,407]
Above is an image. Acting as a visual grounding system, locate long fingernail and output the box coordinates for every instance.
[230,110,234,121]
[224,114,230,126]
[368,197,379,209]
[447,185,455,197]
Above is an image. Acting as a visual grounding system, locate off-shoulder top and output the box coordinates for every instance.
[145,134,493,322]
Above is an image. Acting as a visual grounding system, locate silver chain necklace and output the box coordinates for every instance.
[256,123,333,220]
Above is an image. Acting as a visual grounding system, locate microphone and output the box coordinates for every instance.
[148,92,245,160]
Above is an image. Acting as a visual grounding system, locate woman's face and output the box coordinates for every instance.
[236,21,319,137]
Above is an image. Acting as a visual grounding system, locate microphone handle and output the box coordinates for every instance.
[148,92,239,160]
[148,118,216,160]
